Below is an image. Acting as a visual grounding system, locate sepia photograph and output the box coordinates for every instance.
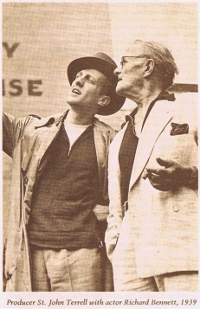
[1,0,198,308]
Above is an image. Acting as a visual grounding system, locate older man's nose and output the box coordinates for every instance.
[114,66,121,76]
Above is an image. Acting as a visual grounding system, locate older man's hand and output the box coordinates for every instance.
[143,157,196,191]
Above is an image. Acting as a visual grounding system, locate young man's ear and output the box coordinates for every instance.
[144,58,155,77]
[98,96,111,107]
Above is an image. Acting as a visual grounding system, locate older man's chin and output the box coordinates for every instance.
[116,84,126,97]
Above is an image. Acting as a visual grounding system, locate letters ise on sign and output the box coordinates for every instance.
[3,42,43,97]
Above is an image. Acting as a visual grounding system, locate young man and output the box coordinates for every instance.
[3,52,125,291]
[106,40,198,292]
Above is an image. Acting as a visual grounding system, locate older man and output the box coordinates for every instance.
[3,52,125,291]
[105,40,198,292]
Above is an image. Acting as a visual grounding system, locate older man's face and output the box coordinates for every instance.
[114,44,147,100]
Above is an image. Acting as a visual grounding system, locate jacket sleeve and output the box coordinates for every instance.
[3,112,33,157]
[93,121,116,221]
[105,134,123,261]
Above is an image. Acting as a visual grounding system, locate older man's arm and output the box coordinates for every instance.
[143,157,198,191]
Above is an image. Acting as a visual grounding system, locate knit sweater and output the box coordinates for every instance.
[28,124,101,249]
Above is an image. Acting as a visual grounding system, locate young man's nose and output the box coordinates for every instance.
[73,77,84,87]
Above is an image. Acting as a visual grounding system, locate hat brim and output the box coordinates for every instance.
[67,56,125,115]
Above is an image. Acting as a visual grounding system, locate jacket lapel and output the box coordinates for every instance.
[22,112,67,182]
[36,113,67,175]
[129,100,175,189]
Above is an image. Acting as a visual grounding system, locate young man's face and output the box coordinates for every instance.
[67,69,109,114]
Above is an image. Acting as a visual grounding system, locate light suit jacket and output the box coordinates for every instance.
[105,93,198,278]
[3,111,115,291]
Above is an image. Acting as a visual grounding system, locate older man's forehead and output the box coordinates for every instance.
[124,42,144,57]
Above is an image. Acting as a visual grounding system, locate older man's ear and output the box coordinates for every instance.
[143,58,155,77]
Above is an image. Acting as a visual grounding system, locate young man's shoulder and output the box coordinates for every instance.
[26,112,65,127]
[94,117,116,137]
[29,111,63,120]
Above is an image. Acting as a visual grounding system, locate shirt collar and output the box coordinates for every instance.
[124,91,175,126]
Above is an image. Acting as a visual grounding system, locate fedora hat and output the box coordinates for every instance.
[67,52,125,115]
